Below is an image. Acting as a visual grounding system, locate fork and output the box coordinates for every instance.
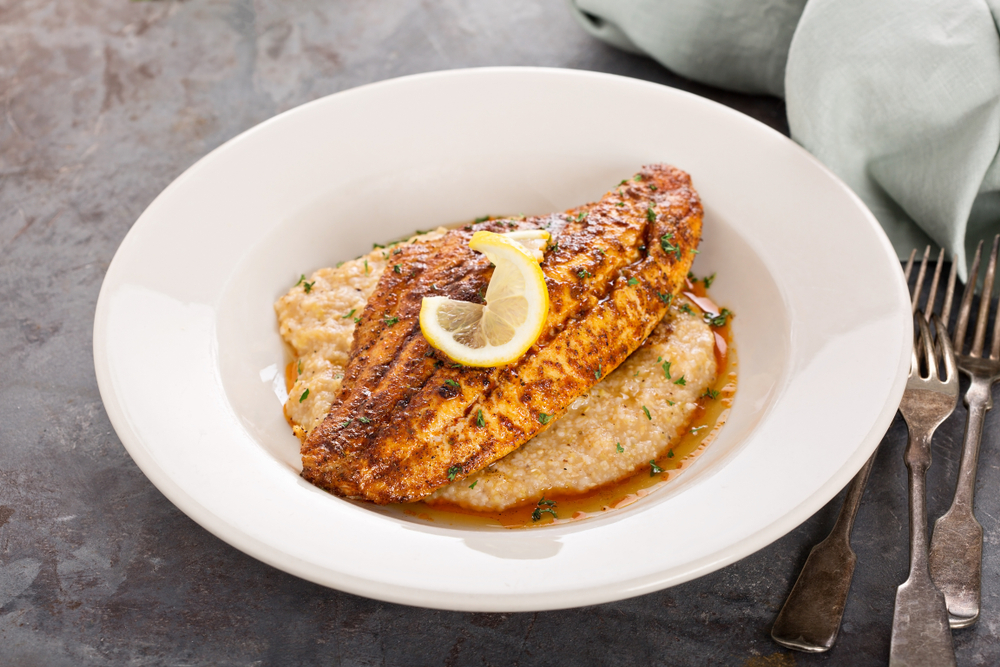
[889,311,958,667]
[928,234,1000,628]
[770,249,940,653]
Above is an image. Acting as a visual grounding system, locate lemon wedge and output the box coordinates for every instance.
[500,229,550,262]
[420,231,550,367]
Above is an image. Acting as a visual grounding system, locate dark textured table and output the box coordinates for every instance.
[2,1,998,665]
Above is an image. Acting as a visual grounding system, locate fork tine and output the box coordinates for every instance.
[954,239,983,354]
[917,311,936,379]
[904,248,918,283]
[971,236,999,357]
[924,247,945,321]
[911,246,931,314]
[941,255,958,330]
[934,314,957,383]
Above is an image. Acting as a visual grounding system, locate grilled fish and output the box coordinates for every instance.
[301,164,703,504]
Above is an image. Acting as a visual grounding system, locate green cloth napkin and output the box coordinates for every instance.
[569,0,1000,280]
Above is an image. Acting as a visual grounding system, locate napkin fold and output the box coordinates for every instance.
[570,0,1000,280]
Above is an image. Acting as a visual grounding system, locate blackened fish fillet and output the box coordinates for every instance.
[302,164,703,503]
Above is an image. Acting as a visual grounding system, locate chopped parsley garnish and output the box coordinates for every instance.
[353,317,361,324]
[650,460,664,476]
[680,304,696,315]
[299,389,310,402]
[691,249,700,255]
[661,360,672,379]
[646,207,656,223]
[531,498,558,522]
[415,229,429,235]
[595,368,602,380]
[575,211,587,222]
[702,388,720,400]
[628,277,639,286]
[704,309,732,327]
[464,225,473,231]
[616,442,624,453]
[358,416,371,424]
[691,425,707,434]
[476,409,485,427]
[617,202,625,207]
[469,480,478,489]
[295,274,305,286]
[372,242,384,249]
[447,466,461,481]
[703,273,716,288]
[303,280,315,293]
[474,215,490,223]
[383,315,399,326]
[394,247,402,255]
[336,261,345,268]
[477,287,485,300]
[549,242,559,252]
[674,375,687,386]
[364,259,369,274]
[393,264,402,274]
[660,232,680,258]
[444,379,460,388]
[667,450,674,458]
[657,292,673,305]
[667,400,675,406]
[619,179,628,186]
[597,248,605,255]
[339,418,353,428]
[578,269,592,279]
[642,405,652,420]
[342,309,356,318]
[297,360,303,375]
[633,174,643,181]
[650,184,658,191]
[537,413,552,424]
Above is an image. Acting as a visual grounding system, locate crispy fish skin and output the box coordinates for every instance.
[302,164,703,503]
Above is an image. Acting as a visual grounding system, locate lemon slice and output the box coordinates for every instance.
[420,231,550,367]
[501,229,550,262]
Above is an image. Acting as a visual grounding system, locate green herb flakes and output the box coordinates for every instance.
[703,273,716,288]
[704,309,732,327]
[444,379,460,388]
[358,416,371,424]
[642,405,652,420]
[303,280,315,293]
[628,277,639,286]
[578,269,592,279]
[661,360,672,379]
[343,308,356,319]
[674,375,687,386]
[383,315,399,326]
[299,389,310,402]
[667,450,674,458]
[680,304,696,315]
[476,409,485,427]
[339,418,353,429]
[633,174,643,181]
[646,207,656,223]
[393,264,402,274]
[531,498,558,522]
[616,442,624,453]
[660,232,680,258]
[702,388,720,400]
[657,291,673,305]
[295,274,305,286]
[447,466,461,481]
[537,413,552,424]
[650,460,664,476]
[474,215,490,223]
[364,259,369,274]
[469,480,478,489]
[297,360,303,375]
[595,368,602,380]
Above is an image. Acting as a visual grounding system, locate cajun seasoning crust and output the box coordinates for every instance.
[301,164,703,504]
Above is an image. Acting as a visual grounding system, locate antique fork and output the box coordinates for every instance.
[770,249,943,653]
[890,311,958,667]
[928,234,1000,628]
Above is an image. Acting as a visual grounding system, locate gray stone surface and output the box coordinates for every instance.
[0,0,997,664]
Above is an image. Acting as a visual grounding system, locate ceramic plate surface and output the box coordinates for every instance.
[93,68,910,612]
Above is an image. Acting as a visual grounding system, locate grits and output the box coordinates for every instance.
[276,232,718,512]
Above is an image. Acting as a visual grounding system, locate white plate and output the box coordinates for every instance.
[93,68,910,612]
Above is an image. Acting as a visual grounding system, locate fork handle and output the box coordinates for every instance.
[770,451,876,652]
[929,375,993,627]
[891,429,956,667]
